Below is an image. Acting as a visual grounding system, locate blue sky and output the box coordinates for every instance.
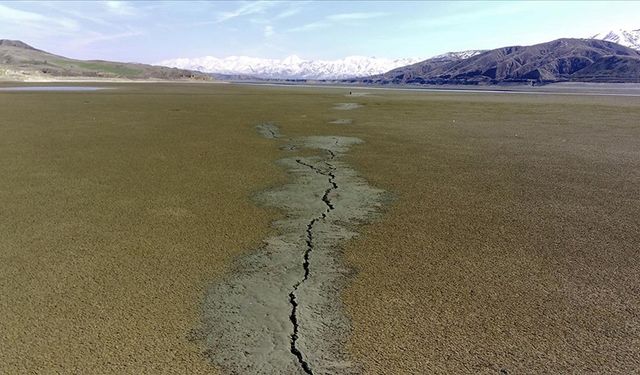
[1,1,639,63]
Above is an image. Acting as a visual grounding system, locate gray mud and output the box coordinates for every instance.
[332,103,362,110]
[256,122,281,138]
[280,144,298,151]
[0,86,109,92]
[197,124,385,374]
[329,119,353,125]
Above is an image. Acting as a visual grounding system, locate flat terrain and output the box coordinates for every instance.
[1,83,639,373]
[0,83,283,373]
[338,89,640,373]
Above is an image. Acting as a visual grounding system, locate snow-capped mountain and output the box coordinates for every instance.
[430,50,486,61]
[157,55,421,80]
[591,28,640,50]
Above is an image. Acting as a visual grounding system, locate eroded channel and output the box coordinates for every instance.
[194,123,385,374]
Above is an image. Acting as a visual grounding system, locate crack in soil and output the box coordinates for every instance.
[197,129,385,374]
[288,153,338,374]
[289,292,314,374]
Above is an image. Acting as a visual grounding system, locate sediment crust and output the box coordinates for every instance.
[329,119,353,125]
[256,122,281,138]
[196,125,384,374]
[332,103,363,110]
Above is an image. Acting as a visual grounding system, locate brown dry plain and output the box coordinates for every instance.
[1,83,639,374]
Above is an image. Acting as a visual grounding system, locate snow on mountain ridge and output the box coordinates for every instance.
[591,28,640,50]
[158,30,640,80]
[430,50,486,61]
[158,55,422,79]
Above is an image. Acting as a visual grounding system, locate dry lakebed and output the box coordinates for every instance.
[1,82,639,374]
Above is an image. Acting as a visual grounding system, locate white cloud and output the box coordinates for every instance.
[0,3,78,31]
[248,3,304,25]
[70,29,144,48]
[215,1,278,24]
[104,1,137,16]
[288,21,331,32]
[405,3,534,29]
[264,25,275,37]
[50,6,121,29]
[288,10,388,33]
[327,12,388,21]
[274,7,301,20]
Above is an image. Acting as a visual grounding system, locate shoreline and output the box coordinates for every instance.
[3,79,640,97]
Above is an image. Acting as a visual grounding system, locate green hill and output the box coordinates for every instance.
[0,40,210,81]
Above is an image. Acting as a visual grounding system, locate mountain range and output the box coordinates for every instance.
[157,28,639,80]
[0,40,208,81]
[362,38,640,85]
[158,55,422,80]
[2,27,639,84]
[157,53,488,81]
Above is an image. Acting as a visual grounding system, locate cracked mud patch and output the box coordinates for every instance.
[256,122,281,138]
[329,119,353,125]
[197,124,385,374]
[333,103,362,110]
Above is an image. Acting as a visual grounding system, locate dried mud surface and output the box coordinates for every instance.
[332,103,362,110]
[196,125,384,374]
[329,119,353,125]
[256,122,281,139]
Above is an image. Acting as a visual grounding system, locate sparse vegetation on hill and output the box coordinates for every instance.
[0,39,210,81]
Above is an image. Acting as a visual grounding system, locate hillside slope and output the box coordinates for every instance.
[361,39,640,85]
[0,40,210,81]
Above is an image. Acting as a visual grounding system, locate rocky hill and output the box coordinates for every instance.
[0,40,210,81]
[358,39,640,85]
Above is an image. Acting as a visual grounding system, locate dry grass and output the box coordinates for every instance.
[1,83,639,373]
[0,84,285,374]
[338,91,640,374]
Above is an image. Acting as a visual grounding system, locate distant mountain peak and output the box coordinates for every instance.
[591,28,640,50]
[282,55,303,64]
[430,50,486,61]
[157,55,422,80]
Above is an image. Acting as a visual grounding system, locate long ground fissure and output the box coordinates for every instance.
[200,132,384,373]
[289,150,338,374]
